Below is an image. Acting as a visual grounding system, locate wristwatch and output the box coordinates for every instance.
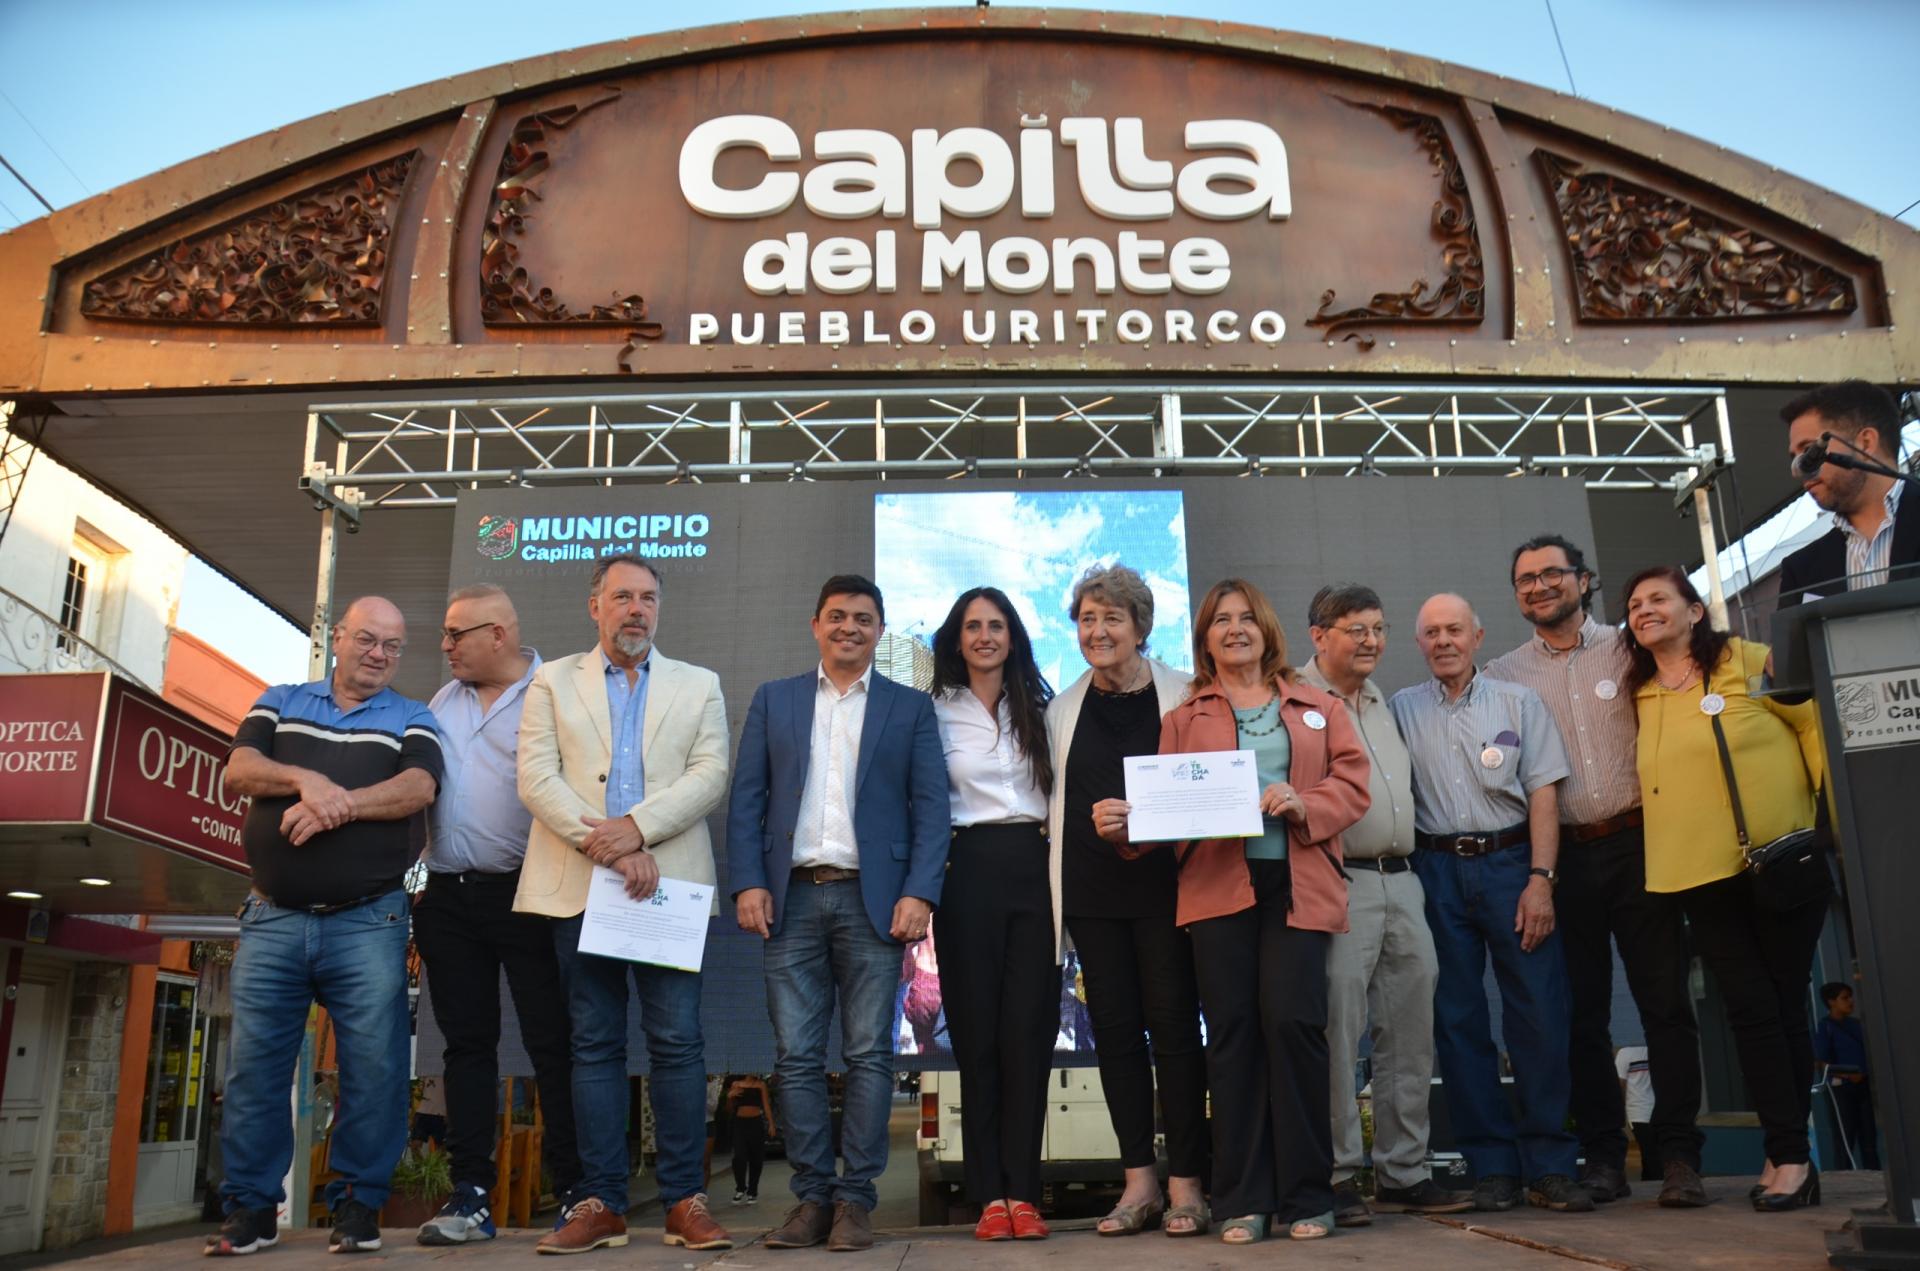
[1529,866,1557,886]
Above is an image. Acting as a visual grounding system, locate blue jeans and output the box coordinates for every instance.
[1414,843,1578,1183]
[220,890,411,1214]
[551,915,706,1209]
[764,877,900,1210]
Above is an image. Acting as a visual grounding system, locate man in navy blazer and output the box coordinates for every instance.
[728,574,948,1251]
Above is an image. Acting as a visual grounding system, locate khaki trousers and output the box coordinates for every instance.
[1328,863,1440,1189]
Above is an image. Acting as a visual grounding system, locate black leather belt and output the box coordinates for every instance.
[1350,855,1413,874]
[1415,821,1531,858]
[428,867,522,885]
[792,864,860,884]
[249,886,396,916]
[1563,807,1644,843]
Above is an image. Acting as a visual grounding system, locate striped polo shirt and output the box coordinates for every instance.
[230,678,444,907]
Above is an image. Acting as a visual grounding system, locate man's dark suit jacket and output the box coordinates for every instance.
[1776,491,1919,609]
[726,668,949,941]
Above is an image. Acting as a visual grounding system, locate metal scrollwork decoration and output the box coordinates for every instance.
[480,91,665,335]
[81,153,417,325]
[1538,151,1856,321]
[1309,102,1486,351]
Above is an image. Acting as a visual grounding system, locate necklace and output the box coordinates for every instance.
[1234,693,1283,737]
[1656,664,1699,692]
[1090,661,1151,696]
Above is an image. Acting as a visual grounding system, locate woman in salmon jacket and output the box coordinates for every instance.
[1107,578,1371,1245]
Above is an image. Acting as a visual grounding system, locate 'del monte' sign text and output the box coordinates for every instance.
[679,114,1292,349]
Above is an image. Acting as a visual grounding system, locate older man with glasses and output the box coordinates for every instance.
[209,597,444,1257]
[413,585,582,1244]
[1485,536,1705,1209]
[1301,585,1471,1227]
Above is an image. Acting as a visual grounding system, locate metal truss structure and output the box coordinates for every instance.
[296,380,1739,656]
[302,382,1735,514]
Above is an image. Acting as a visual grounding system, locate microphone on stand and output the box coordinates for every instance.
[1791,440,1830,480]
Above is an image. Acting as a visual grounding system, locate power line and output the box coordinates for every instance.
[1544,0,1579,97]
[0,151,54,214]
[0,89,88,195]
[1896,195,1920,220]
[0,188,19,226]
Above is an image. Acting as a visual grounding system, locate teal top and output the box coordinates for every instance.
[1235,696,1292,860]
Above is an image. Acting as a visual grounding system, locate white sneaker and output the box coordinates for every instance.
[417,1183,496,1245]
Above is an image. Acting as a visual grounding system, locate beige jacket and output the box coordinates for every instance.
[512,648,730,919]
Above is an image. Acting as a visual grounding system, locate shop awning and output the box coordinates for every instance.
[1,671,251,915]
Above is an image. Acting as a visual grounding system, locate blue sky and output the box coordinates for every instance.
[876,490,1193,687]
[3,0,1914,679]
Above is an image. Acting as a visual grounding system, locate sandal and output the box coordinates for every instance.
[1288,1210,1335,1241]
[1219,1215,1269,1245]
[1096,1198,1164,1236]
[1164,1202,1210,1237]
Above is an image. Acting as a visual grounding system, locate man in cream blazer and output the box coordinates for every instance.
[514,554,733,1255]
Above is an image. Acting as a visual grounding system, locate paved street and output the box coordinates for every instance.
[9,1170,1884,1271]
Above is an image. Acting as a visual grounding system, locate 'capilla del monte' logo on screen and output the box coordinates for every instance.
[475,509,714,564]
[476,514,519,561]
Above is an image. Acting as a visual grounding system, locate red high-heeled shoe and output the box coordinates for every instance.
[1008,1201,1050,1240]
[974,1200,1014,1241]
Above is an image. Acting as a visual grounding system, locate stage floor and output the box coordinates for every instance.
[13,1172,1887,1271]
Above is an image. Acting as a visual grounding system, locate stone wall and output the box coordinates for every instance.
[42,962,130,1250]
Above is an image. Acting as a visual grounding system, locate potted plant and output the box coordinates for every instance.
[380,1143,454,1228]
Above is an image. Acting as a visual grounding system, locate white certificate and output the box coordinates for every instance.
[1123,749,1264,843]
[578,867,712,971]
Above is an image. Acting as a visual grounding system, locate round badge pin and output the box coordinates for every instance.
[1700,693,1727,717]
[1480,745,1505,770]
[1594,678,1619,701]
[1303,709,1328,731]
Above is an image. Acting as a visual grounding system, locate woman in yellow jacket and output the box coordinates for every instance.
[1623,565,1828,1214]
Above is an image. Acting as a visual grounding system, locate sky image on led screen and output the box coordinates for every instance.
[874,490,1193,691]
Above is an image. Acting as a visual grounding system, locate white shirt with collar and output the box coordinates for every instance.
[933,688,1046,826]
[793,661,872,869]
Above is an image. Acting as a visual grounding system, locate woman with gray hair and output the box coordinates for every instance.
[1044,564,1208,1237]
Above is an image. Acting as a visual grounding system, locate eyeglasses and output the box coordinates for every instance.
[1514,566,1579,593]
[440,621,496,646]
[1332,623,1389,642]
[346,630,405,658]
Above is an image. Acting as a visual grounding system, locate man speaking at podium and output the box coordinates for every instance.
[1779,380,1918,607]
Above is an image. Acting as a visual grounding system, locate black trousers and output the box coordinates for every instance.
[1559,826,1704,1171]
[933,824,1061,1202]
[1680,870,1829,1166]
[1065,910,1208,1177]
[413,868,581,1195]
[1188,859,1333,1222]
[731,1115,768,1193]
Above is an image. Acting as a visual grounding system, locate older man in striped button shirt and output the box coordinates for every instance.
[1486,536,1705,1210]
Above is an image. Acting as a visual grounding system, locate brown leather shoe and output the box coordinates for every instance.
[1657,1160,1709,1209]
[664,1193,733,1250]
[827,1200,874,1251]
[537,1197,627,1255]
[764,1201,834,1249]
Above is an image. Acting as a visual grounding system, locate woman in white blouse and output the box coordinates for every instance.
[929,586,1058,1242]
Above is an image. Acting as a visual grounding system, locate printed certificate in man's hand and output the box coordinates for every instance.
[1123,750,1263,842]
[578,867,712,971]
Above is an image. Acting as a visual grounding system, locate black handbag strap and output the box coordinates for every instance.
[1708,714,1752,850]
